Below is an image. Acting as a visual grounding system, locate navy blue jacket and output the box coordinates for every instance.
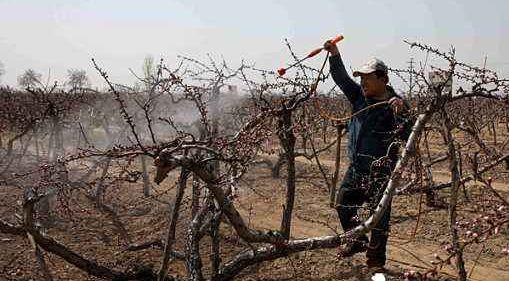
[329,54,412,175]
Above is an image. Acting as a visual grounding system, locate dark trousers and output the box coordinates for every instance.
[336,165,392,267]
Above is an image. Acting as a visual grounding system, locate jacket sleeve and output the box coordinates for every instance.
[329,54,363,108]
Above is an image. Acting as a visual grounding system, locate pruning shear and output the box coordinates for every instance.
[277,35,344,76]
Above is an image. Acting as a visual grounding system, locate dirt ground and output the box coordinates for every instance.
[1,135,508,281]
[230,153,509,281]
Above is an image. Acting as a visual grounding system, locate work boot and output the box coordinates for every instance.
[367,262,387,281]
[370,271,387,281]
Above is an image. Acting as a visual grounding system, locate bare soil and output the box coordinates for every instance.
[1,136,508,281]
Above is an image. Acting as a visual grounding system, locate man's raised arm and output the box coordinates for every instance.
[324,41,363,107]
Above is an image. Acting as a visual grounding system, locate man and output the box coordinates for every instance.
[323,40,413,273]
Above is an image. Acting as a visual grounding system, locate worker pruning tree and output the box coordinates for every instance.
[0,37,508,281]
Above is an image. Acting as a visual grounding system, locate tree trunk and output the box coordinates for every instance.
[441,109,468,281]
[157,169,189,281]
[278,109,296,239]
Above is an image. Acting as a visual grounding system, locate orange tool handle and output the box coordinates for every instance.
[307,48,323,58]
[306,34,344,58]
[331,34,344,44]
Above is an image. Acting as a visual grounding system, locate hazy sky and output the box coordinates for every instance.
[0,0,507,88]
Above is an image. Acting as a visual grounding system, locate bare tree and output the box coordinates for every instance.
[66,68,90,89]
[18,68,42,88]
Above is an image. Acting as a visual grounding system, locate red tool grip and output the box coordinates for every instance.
[307,35,344,58]
[331,35,344,44]
[307,48,323,58]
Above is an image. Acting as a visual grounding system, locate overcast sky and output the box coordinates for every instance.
[0,0,508,88]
